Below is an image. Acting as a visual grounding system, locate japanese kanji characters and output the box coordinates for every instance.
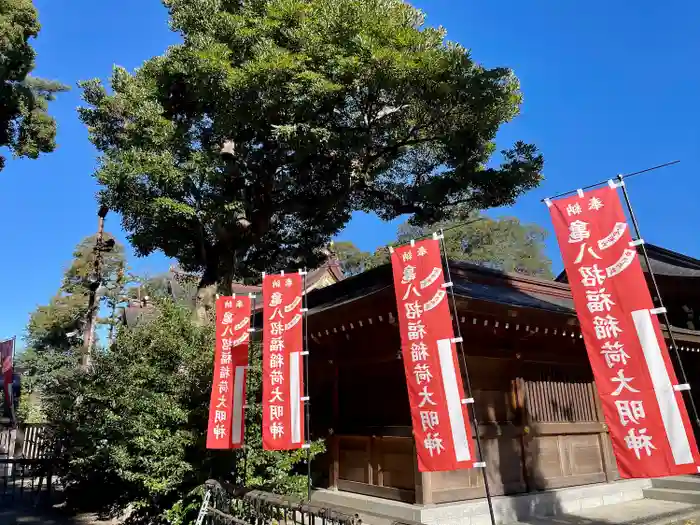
[405,301,422,319]
[593,315,622,340]
[580,265,606,287]
[616,400,646,426]
[598,222,626,251]
[601,341,630,368]
[207,296,251,450]
[606,248,637,277]
[408,320,427,340]
[611,369,640,396]
[418,386,437,407]
[624,428,656,459]
[588,196,604,211]
[413,363,433,384]
[566,203,582,216]
[574,244,602,264]
[270,422,285,440]
[568,220,590,243]
[390,238,474,472]
[423,433,446,457]
[411,342,429,361]
[262,274,305,451]
[549,186,700,478]
[585,288,615,313]
[420,411,439,431]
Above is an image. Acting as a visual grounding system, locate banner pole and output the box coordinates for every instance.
[542,160,680,203]
[437,230,496,525]
[301,269,312,501]
[616,174,700,431]
[242,293,256,487]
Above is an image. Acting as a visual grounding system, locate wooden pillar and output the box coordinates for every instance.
[413,438,432,504]
[329,435,339,490]
[515,377,532,491]
[330,358,340,489]
[591,381,619,481]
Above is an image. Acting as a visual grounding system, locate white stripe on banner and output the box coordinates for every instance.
[437,338,471,463]
[632,309,693,465]
[290,352,302,444]
[231,366,246,445]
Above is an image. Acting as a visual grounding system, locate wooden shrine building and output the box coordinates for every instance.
[303,244,700,523]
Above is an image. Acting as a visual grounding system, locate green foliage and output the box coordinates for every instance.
[42,300,322,523]
[331,241,392,276]
[0,0,68,171]
[78,0,543,296]
[18,234,126,406]
[17,390,44,423]
[239,341,325,495]
[336,214,553,278]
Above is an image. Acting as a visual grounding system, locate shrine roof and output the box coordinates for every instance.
[555,243,700,282]
[451,279,574,314]
[306,260,576,317]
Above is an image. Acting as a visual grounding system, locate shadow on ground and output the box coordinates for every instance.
[0,507,116,525]
[511,499,700,525]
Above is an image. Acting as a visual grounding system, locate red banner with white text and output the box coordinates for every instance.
[549,185,700,478]
[262,273,305,450]
[206,296,252,449]
[391,238,475,472]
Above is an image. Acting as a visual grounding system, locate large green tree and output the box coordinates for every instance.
[336,214,553,278]
[78,0,543,320]
[0,0,68,171]
[19,233,126,401]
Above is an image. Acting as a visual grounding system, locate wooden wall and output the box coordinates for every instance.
[308,295,620,505]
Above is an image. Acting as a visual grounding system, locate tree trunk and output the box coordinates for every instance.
[194,267,218,326]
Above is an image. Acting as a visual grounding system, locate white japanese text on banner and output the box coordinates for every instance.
[391,238,475,472]
[549,186,700,477]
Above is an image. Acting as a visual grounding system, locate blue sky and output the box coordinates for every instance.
[2,0,699,343]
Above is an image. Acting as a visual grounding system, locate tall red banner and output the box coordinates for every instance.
[391,238,475,472]
[262,273,305,450]
[0,339,13,421]
[206,296,252,449]
[549,185,700,478]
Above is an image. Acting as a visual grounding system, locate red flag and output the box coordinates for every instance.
[0,339,13,421]
[549,185,700,478]
[262,273,305,450]
[391,239,475,472]
[206,296,252,449]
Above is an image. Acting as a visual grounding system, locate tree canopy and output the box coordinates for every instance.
[335,214,553,278]
[0,0,68,171]
[19,233,126,401]
[78,0,543,318]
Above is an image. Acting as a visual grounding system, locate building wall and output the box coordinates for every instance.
[309,304,618,504]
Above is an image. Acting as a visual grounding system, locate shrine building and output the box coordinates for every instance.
[303,243,700,525]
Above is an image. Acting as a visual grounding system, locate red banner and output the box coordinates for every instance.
[549,185,700,478]
[0,339,13,421]
[262,273,305,450]
[391,238,475,472]
[206,296,252,449]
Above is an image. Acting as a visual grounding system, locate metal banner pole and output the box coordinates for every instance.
[241,293,256,487]
[616,175,700,430]
[301,269,312,501]
[542,160,680,203]
[436,230,497,525]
